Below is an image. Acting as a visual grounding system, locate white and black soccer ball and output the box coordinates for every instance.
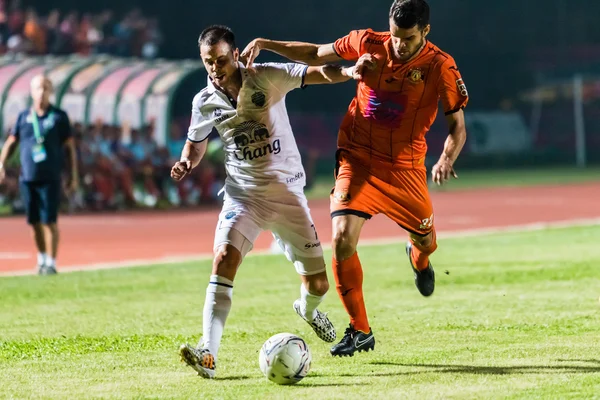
[259,333,311,385]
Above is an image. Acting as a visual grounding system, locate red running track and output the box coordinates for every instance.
[1,182,599,275]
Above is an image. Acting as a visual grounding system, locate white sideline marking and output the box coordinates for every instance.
[0,252,31,260]
[2,217,600,277]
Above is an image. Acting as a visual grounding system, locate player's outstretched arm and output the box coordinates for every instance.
[431,109,467,186]
[303,65,354,85]
[0,135,18,184]
[303,53,377,85]
[241,38,340,67]
[171,140,207,181]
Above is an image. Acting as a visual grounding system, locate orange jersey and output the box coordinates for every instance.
[333,29,469,170]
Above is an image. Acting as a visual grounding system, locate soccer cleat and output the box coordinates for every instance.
[44,266,58,275]
[179,344,216,379]
[406,242,435,297]
[330,324,375,357]
[293,299,336,342]
[38,265,57,275]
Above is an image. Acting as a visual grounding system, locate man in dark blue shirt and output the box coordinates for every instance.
[0,75,79,275]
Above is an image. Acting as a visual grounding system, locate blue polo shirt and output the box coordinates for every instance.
[11,105,72,182]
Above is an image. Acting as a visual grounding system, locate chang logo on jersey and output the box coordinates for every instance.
[232,120,281,161]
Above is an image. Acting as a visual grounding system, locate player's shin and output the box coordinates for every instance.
[410,230,438,271]
[332,252,369,333]
[201,274,233,359]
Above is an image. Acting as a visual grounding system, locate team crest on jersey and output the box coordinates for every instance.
[214,108,222,117]
[251,91,266,107]
[231,120,280,161]
[408,68,424,83]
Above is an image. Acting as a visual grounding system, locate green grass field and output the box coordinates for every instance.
[2,225,600,399]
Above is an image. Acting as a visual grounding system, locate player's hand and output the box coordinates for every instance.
[68,177,79,194]
[0,166,5,185]
[240,38,263,69]
[431,155,458,185]
[171,159,192,181]
[352,53,377,80]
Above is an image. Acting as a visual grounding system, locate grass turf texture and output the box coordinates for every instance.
[1,225,600,399]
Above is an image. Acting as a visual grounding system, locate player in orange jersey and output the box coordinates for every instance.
[242,0,468,357]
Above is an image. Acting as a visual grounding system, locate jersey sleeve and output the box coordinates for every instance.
[333,29,366,61]
[187,93,213,142]
[10,112,22,140]
[259,62,309,93]
[437,57,469,115]
[59,111,72,143]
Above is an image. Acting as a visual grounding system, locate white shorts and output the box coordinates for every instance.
[213,189,325,276]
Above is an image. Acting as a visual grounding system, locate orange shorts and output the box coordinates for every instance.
[330,150,434,236]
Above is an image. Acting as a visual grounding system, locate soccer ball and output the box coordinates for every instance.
[259,333,312,385]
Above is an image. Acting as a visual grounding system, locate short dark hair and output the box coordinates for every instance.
[389,0,430,30]
[198,25,236,49]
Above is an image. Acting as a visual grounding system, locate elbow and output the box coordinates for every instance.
[458,124,467,142]
[308,45,330,66]
[306,52,322,66]
[449,118,467,141]
[453,123,466,138]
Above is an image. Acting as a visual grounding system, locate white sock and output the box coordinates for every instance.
[47,257,56,267]
[37,253,47,266]
[300,283,324,322]
[201,275,233,360]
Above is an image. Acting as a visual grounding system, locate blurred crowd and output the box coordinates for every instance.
[0,117,323,214]
[0,115,323,214]
[0,120,225,214]
[0,0,162,58]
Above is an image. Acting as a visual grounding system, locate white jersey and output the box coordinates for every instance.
[187,62,309,195]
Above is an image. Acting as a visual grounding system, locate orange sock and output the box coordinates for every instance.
[332,252,370,333]
[411,230,438,271]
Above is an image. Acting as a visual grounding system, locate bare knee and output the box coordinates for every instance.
[332,215,364,261]
[212,244,242,281]
[43,223,58,237]
[304,272,329,296]
[410,231,433,247]
[332,228,357,261]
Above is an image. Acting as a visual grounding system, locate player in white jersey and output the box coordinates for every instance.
[171,25,373,379]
